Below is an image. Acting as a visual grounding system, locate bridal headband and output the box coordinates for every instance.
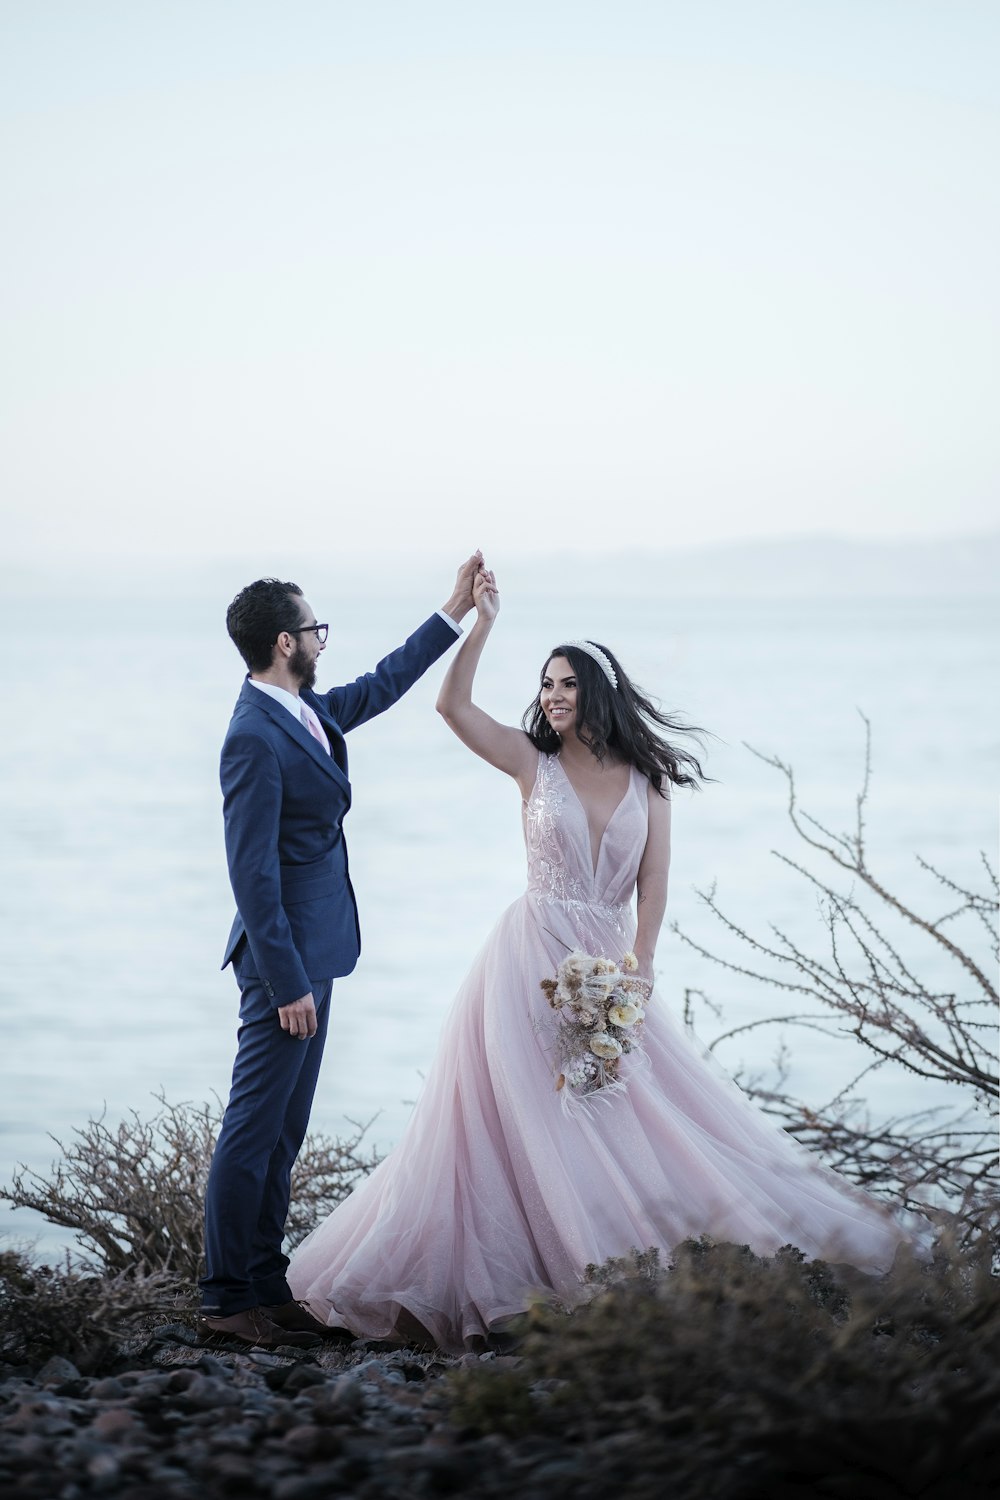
[562,640,618,690]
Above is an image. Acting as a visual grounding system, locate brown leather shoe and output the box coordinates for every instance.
[197,1306,321,1350]
[261,1299,354,1343]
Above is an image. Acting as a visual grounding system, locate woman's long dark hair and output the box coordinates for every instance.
[521,642,708,795]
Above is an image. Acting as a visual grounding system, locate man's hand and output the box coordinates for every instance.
[473,566,500,624]
[278,992,318,1039]
[441,550,485,624]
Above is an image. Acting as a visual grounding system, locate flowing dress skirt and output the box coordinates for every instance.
[288,883,911,1351]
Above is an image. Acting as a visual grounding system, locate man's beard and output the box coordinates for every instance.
[290,641,317,691]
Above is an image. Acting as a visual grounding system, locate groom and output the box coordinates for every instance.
[199,553,481,1348]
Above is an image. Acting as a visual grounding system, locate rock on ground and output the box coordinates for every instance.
[0,1332,561,1500]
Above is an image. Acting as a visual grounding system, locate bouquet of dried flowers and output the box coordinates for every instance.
[540,949,651,1105]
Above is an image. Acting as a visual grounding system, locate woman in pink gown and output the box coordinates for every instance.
[288,568,912,1350]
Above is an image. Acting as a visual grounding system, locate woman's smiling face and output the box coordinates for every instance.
[540,655,578,736]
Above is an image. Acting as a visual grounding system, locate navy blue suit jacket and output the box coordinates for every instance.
[220,612,457,1005]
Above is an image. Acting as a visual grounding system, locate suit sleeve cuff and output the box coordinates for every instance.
[435,609,463,635]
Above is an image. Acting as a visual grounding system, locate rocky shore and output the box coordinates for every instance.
[0,1328,571,1500]
[3,1278,997,1500]
[3,1235,997,1498]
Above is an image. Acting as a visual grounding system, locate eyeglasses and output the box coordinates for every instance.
[288,623,329,644]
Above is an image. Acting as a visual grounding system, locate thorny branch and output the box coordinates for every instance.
[673,720,998,1242]
[2,1092,382,1284]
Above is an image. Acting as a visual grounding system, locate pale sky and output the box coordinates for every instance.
[2,1,997,561]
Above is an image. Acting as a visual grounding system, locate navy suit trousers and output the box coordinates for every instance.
[200,971,333,1315]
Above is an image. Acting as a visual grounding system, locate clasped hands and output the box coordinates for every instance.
[442,550,497,624]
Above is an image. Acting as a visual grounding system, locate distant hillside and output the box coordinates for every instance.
[3,533,998,606]
[496,533,1000,600]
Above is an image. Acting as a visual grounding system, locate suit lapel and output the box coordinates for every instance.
[302,690,349,775]
[237,680,351,795]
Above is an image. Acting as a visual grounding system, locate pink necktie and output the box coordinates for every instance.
[300,707,330,754]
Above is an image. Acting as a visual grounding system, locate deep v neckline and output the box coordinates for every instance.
[554,756,633,879]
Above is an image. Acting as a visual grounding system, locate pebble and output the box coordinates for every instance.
[90,1377,127,1401]
[0,1342,530,1499]
[283,1364,327,1393]
[36,1356,82,1387]
[91,1408,139,1440]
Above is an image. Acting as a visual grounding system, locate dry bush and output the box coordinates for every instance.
[674,717,998,1243]
[285,1123,383,1249]
[0,1247,183,1374]
[450,1237,999,1498]
[2,1091,382,1285]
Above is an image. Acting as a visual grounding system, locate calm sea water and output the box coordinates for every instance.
[1,564,996,1257]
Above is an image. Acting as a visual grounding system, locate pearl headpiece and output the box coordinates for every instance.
[563,640,618,690]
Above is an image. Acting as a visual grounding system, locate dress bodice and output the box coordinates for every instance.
[523,751,648,912]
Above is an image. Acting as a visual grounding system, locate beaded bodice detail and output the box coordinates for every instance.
[523,752,647,915]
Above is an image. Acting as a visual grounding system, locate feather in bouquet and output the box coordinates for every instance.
[539,950,651,1107]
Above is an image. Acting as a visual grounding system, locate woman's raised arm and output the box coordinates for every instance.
[436,568,537,793]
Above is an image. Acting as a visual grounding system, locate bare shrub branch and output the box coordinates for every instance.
[673,719,998,1241]
[286,1115,382,1250]
[1,1092,382,1284]
[0,1248,184,1373]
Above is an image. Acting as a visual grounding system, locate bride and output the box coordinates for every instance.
[287,566,913,1350]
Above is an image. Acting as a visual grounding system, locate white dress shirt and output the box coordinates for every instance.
[249,679,330,753]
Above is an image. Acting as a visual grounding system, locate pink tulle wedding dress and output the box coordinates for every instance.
[287,751,910,1350]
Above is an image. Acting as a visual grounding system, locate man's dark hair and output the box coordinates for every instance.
[226,579,305,673]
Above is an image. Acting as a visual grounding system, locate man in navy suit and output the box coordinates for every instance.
[199,554,481,1348]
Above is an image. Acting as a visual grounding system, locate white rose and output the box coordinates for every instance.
[608,1002,641,1028]
[589,1033,623,1060]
